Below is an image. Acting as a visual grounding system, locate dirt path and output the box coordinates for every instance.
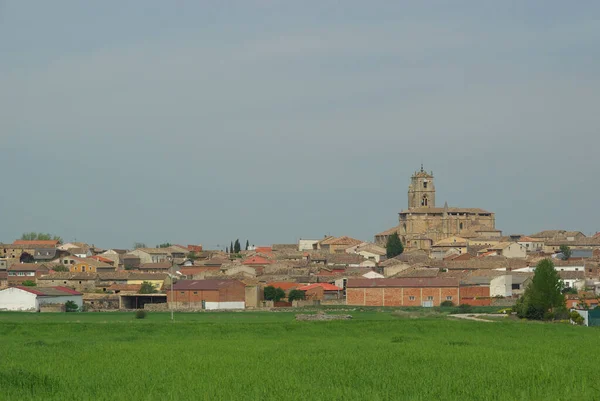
[449,313,506,322]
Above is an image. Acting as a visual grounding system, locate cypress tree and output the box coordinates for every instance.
[230,241,234,254]
[234,239,241,254]
[245,240,249,251]
[385,233,404,258]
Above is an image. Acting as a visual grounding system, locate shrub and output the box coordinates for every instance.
[569,310,584,325]
[65,300,78,312]
[288,289,306,302]
[440,300,454,307]
[135,310,147,319]
[458,304,473,313]
[139,281,158,294]
[264,286,285,302]
[21,280,36,287]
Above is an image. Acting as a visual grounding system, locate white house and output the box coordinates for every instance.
[486,242,527,258]
[362,270,385,279]
[345,242,387,263]
[298,239,320,251]
[0,286,83,312]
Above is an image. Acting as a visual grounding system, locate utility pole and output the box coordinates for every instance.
[169,256,174,321]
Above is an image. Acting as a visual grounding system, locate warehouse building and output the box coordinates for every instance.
[346,278,460,307]
[0,286,83,312]
[167,280,246,310]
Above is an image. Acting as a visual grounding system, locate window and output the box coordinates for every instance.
[180,292,185,295]
[8,272,15,276]
[26,272,34,276]
[423,182,428,188]
[459,223,463,230]
[193,291,198,295]
[17,272,25,276]
[409,296,415,301]
[427,296,434,301]
[63,281,67,284]
[446,296,453,301]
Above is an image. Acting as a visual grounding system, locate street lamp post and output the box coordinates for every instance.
[168,256,174,321]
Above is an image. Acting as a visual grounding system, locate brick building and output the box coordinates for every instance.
[346,278,460,307]
[167,280,246,310]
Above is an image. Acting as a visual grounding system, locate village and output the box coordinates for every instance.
[1,169,599,320]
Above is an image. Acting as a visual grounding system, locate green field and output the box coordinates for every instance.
[0,311,597,401]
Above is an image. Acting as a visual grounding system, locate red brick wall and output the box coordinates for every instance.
[459,286,491,306]
[346,287,459,307]
[346,288,365,305]
[218,282,246,302]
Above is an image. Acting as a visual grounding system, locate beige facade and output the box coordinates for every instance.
[375,167,496,251]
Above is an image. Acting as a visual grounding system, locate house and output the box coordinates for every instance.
[33,248,61,263]
[559,271,586,291]
[167,280,246,310]
[37,272,98,292]
[362,271,385,279]
[129,248,170,264]
[89,255,116,266]
[517,236,545,253]
[430,237,468,259]
[139,262,172,273]
[242,256,273,268]
[297,283,343,301]
[346,242,387,263]
[97,272,168,292]
[346,278,460,307]
[266,281,301,295]
[67,247,92,258]
[58,256,115,273]
[484,242,526,258]
[7,263,49,285]
[298,239,320,251]
[0,286,82,312]
[120,253,141,269]
[320,236,363,254]
[566,294,600,310]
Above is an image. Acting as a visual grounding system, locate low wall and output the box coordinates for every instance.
[40,304,65,313]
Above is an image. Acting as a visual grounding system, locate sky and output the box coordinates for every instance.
[1,1,599,249]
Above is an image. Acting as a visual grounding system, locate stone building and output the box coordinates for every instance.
[375,166,497,251]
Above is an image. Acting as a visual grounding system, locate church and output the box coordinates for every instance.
[375,166,499,250]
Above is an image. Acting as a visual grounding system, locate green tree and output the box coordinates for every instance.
[52,265,69,272]
[157,243,172,248]
[225,246,229,254]
[65,300,79,312]
[124,264,136,271]
[139,281,158,294]
[245,240,249,251]
[234,239,241,254]
[264,286,285,302]
[133,242,147,249]
[19,252,34,263]
[515,259,565,320]
[20,232,63,243]
[187,252,197,260]
[230,241,234,254]
[287,289,306,302]
[559,245,572,260]
[385,233,404,258]
[21,280,36,287]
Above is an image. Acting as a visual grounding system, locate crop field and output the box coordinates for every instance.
[0,311,598,401]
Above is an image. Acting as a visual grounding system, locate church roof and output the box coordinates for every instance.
[401,207,492,215]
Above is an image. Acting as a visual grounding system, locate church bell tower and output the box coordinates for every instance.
[407,165,435,209]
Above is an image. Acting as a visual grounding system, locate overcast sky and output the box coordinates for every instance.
[1,1,599,249]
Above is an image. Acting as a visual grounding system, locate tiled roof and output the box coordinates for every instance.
[402,207,492,215]
[172,279,243,291]
[13,240,60,246]
[433,236,468,247]
[347,278,459,288]
[558,271,585,280]
[242,256,273,265]
[139,262,172,270]
[266,282,300,291]
[325,236,363,247]
[8,263,49,272]
[134,248,169,255]
[15,286,82,296]
[107,284,142,292]
[38,272,97,280]
[297,283,342,291]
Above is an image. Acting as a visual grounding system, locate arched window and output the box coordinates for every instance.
[459,222,463,230]
[422,195,428,206]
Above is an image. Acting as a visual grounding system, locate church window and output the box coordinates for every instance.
[459,223,463,230]
[423,182,428,189]
[422,196,428,206]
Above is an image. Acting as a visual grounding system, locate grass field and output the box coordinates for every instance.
[0,310,598,401]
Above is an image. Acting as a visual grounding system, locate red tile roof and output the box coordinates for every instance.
[297,283,343,291]
[255,247,272,254]
[15,286,82,296]
[242,256,273,265]
[13,240,60,246]
[90,255,113,264]
[266,282,300,291]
